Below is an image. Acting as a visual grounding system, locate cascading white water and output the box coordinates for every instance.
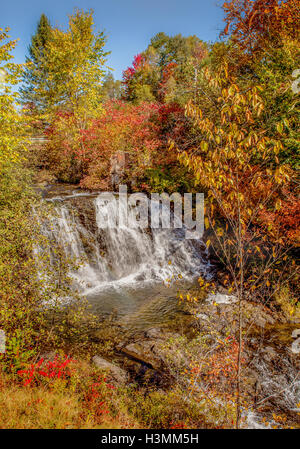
[35,189,300,426]
[42,192,209,296]
[92,194,208,291]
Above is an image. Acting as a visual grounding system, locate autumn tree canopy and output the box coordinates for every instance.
[122,32,208,105]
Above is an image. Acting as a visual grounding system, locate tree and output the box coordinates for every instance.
[20,14,52,112]
[253,39,300,170]
[122,52,158,103]
[122,33,208,105]
[0,27,27,172]
[39,9,109,181]
[217,1,300,170]
[37,9,109,118]
[101,72,122,101]
[76,100,161,189]
[178,64,298,427]
[221,0,300,56]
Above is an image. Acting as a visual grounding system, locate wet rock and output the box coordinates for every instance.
[193,300,278,338]
[196,313,209,321]
[290,338,300,355]
[145,328,163,339]
[120,340,162,370]
[291,329,300,339]
[243,302,276,328]
[92,355,129,385]
[70,196,97,235]
[120,335,187,371]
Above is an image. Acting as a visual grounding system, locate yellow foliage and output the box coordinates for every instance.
[0,28,28,172]
[274,286,300,320]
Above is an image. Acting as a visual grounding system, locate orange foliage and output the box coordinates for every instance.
[222,0,300,54]
[259,190,300,245]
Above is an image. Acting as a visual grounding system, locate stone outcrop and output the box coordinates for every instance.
[92,355,129,385]
[117,328,187,373]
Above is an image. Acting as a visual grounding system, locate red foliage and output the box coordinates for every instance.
[123,53,146,80]
[17,355,74,386]
[44,98,189,189]
[259,190,300,246]
[157,103,185,139]
[83,376,116,419]
[122,53,147,99]
[190,336,246,395]
[158,62,178,101]
[205,336,245,385]
[154,103,187,167]
[79,100,161,188]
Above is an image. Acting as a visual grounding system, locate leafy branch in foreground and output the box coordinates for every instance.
[177,64,299,427]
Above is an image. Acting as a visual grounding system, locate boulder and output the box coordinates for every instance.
[291,329,300,339]
[120,335,187,372]
[196,313,210,321]
[290,338,300,355]
[145,328,163,339]
[120,340,162,370]
[92,355,129,385]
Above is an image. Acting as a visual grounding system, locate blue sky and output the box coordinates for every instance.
[1,0,225,80]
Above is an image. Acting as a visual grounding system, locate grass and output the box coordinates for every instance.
[0,359,139,429]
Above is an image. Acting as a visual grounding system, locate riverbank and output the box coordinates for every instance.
[1,291,299,429]
[36,180,300,428]
[1,173,299,429]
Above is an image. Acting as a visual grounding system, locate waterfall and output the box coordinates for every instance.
[40,191,210,296]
